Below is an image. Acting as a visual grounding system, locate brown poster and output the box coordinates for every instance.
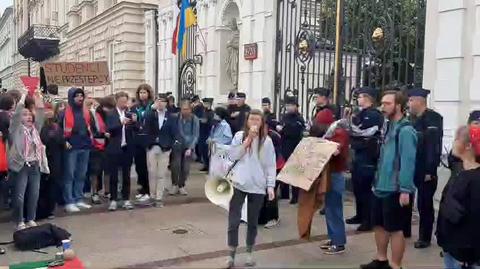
[277,137,338,191]
[42,61,111,86]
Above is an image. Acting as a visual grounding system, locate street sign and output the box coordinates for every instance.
[244,43,258,60]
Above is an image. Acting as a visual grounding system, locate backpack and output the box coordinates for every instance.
[13,223,71,251]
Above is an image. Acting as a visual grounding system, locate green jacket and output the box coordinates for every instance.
[374,118,417,197]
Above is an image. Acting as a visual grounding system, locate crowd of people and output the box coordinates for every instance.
[0,82,479,269]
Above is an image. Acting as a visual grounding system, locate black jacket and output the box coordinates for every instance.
[105,108,137,154]
[410,109,443,181]
[40,122,65,177]
[229,104,251,134]
[144,109,176,151]
[350,107,384,165]
[280,112,305,160]
[437,167,480,265]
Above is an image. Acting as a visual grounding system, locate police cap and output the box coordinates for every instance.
[262,97,271,105]
[356,87,377,98]
[408,88,431,98]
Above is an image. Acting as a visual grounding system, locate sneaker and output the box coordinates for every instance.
[135,194,143,200]
[76,201,92,209]
[319,239,332,250]
[346,216,362,224]
[47,215,55,220]
[323,245,345,255]
[65,204,80,213]
[169,186,179,195]
[264,219,280,229]
[178,187,188,196]
[360,259,391,269]
[16,222,26,231]
[91,194,102,205]
[27,221,38,227]
[123,201,134,210]
[137,194,151,203]
[225,256,234,268]
[108,201,117,211]
[245,252,256,267]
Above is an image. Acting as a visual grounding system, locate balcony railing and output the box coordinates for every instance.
[18,24,60,62]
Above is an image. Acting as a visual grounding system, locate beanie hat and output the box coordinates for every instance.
[315,109,335,125]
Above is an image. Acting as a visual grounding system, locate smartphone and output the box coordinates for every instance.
[125,112,133,119]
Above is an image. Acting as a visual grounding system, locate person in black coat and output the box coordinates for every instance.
[226,92,238,132]
[37,102,65,220]
[437,126,480,268]
[277,97,305,203]
[199,98,215,172]
[144,94,176,207]
[407,88,443,248]
[261,97,280,131]
[105,92,138,211]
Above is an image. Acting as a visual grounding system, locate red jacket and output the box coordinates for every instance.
[328,128,349,173]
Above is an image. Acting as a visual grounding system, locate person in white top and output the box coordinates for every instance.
[226,109,276,268]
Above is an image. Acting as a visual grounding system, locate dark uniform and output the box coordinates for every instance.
[262,97,280,131]
[191,95,204,163]
[199,98,215,171]
[280,97,306,203]
[347,87,384,230]
[408,88,443,248]
[229,92,251,134]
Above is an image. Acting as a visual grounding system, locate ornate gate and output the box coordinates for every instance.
[274,0,427,119]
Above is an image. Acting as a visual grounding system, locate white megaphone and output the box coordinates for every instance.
[204,176,234,210]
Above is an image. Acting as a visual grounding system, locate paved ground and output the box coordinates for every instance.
[0,164,448,268]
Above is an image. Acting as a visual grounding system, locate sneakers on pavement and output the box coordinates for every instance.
[16,222,26,231]
[65,204,80,213]
[244,252,256,267]
[123,200,134,210]
[76,201,92,209]
[169,186,179,196]
[137,194,151,203]
[178,187,188,196]
[108,201,117,211]
[91,194,102,204]
[264,219,280,229]
[360,259,392,269]
[27,221,38,228]
[323,245,345,255]
[319,239,332,250]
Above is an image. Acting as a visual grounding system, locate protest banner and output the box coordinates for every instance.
[277,137,338,191]
[42,61,110,86]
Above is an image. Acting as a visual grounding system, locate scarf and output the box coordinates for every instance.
[23,125,42,162]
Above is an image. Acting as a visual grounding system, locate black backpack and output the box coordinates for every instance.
[13,223,71,251]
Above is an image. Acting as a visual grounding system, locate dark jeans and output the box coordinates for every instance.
[63,149,90,205]
[198,139,209,167]
[416,177,438,242]
[351,162,375,226]
[134,145,149,195]
[36,173,59,220]
[171,148,192,188]
[108,147,133,201]
[228,188,265,248]
[12,164,41,223]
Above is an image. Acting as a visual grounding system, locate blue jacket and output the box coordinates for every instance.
[374,118,417,197]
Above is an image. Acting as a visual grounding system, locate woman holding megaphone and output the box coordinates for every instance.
[226,109,276,268]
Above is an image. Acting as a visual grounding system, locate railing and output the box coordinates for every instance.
[18,24,60,50]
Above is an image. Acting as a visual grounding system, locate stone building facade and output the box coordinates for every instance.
[0,7,15,90]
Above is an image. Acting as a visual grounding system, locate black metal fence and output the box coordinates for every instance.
[274,0,426,120]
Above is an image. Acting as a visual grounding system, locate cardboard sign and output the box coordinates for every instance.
[277,137,338,191]
[244,43,258,60]
[42,61,111,86]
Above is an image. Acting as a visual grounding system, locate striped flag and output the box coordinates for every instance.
[172,0,197,55]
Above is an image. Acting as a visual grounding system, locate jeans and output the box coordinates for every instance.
[108,147,133,201]
[12,164,41,223]
[325,172,347,246]
[443,252,480,269]
[171,147,192,188]
[147,146,170,200]
[63,149,90,205]
[228,188,265,247]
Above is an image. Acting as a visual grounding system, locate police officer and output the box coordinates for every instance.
[261,97,280,130]
[345,87,384,231]
[199,98,215,172]
[407,88,443,249]
[312,87,339,120]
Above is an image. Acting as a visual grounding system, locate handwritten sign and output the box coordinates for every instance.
[244,43,258,60]
[42,61,111,86]
[277,137,338,191]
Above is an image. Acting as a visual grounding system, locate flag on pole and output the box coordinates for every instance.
[172,0,197,55]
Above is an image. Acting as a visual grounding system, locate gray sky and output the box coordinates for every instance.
[0,0,13,17]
